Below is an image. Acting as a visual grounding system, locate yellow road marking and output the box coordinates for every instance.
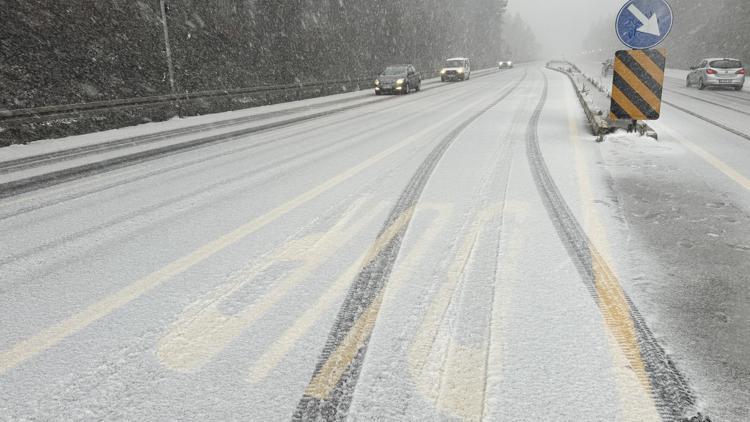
[0,123,438,375]
[157,198,387,372]
[304,288,386,399]
[566,86,660,421]
[247,203,451,385]
[303,206,416,399]
[295,90,517,399]
[0,93,410,209]
[405,203,506,420]
[658,124,750,191]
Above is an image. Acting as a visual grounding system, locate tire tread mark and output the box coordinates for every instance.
[663,99,750,142]
[292,71,528,422]
[0,70,508,199]
[663,88,750,117]
[528,70,698,421]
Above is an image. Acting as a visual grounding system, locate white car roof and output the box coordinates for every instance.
[704,57,741,62]
[447,57,468,61]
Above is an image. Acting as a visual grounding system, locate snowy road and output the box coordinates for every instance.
[1,64,748,421]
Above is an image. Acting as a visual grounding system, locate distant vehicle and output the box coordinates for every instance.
[499,60,514,69]
[687,58,745,91]
[374,64,421,95]
[602,59,614,77]
[441,57,471,82]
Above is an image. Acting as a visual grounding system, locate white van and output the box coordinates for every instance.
[441,57,471,82]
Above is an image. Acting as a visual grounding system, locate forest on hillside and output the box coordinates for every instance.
[581,0,750,68]
[0,0,537,110]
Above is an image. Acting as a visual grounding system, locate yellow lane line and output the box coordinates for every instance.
[304,288,386,399]
[296,87,520,400]
[565,85,661,421]
[247,203,450,385]
[0,122,438,375]
[157,198,387,372]
[657,124,750,191]
[406,203,505,420]
[303,206,415,399]
[0,90,409,209]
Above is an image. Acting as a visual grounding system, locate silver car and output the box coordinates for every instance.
[687,58,745,91]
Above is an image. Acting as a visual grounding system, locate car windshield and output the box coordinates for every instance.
[445,60,465,68]
[710,59,743,69]
[383,66,407,75]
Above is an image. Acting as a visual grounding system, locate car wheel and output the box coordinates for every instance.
[685,76,691,88]
[415,81,421,92]
[736,85,744,91]
[375,90,381,96]
[698,78,706,90]
[403,83,410,95]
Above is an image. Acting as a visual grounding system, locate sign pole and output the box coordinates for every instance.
[608,0,673,129]
[160,0,176,94]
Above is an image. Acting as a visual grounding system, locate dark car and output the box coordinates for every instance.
[499,60,514,70]
[374,65,422,95]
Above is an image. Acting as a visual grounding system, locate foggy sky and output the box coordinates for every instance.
[507,0,624,57]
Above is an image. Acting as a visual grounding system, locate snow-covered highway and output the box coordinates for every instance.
[1,64,749,421]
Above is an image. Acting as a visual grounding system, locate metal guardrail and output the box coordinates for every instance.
[546,62,610,141]
[0,67,473,147]
[560,61,659,140]
[0,70,447,122]
[0,76,384,122]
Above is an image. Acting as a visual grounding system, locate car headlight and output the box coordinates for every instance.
[458,68,465,73]
[440,69,446,74]
[374,79,380,86]
[396,79,404,85]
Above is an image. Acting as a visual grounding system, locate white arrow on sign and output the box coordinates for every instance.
[628,4,661,36]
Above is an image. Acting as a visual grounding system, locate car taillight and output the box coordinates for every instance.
[706,69,718,75]
[737,69,746,75]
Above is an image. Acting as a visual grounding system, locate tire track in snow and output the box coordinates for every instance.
[663,99,750,142]
[0,81,488,273]
[663,87,750,117]
[528,70,698,421]
[292,71,528,421]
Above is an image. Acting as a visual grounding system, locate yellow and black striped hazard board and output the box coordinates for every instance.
[609,48,667,121]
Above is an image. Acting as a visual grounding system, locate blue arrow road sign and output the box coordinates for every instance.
[616,0,673,49]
